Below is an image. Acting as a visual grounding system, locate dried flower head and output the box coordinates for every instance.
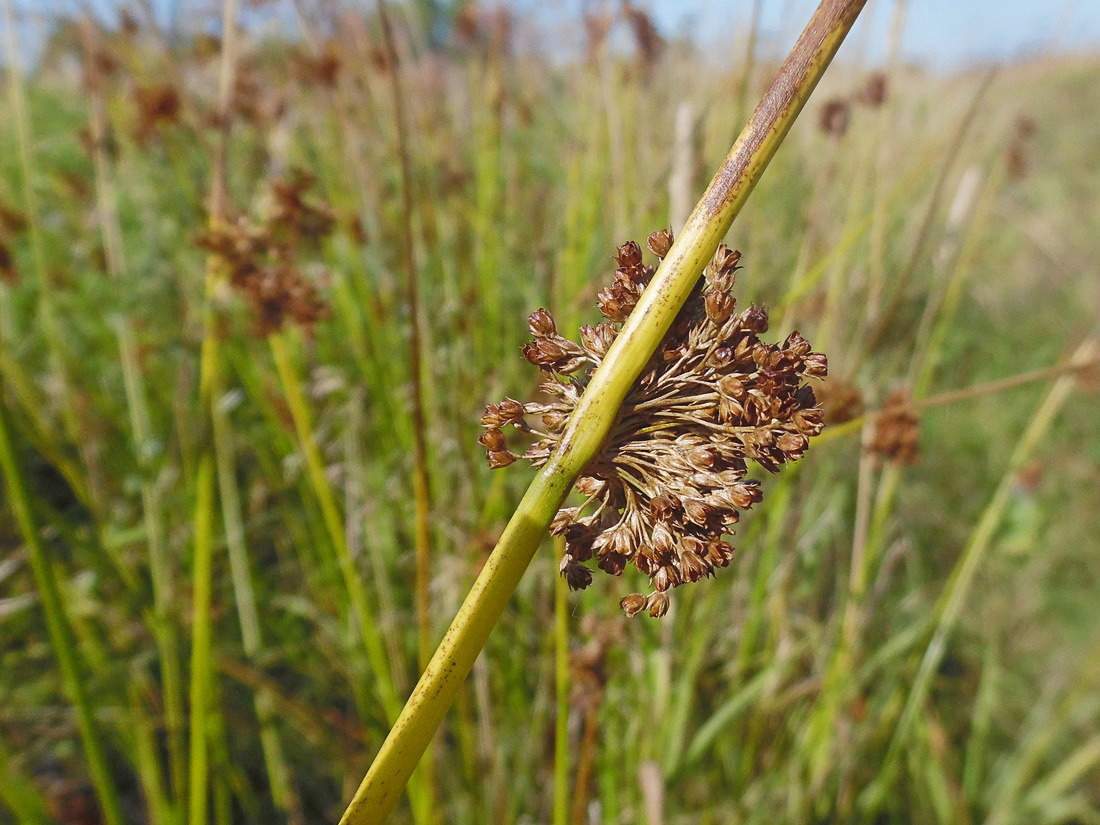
[0,199,24,285]
[1005,115,1037,180]
[262,168,337,246]
[819,98,851,137]
[292,42,343,88]
[570,613,624,712]
[859,72,888,108]
[817,375,865,424]
[0,240,17,285]
[623,3,664,69]
[195,172,334,336]
[480,232,827,616]
[868,389,920,465]
[0,200,27,235]
[132,84,182,143]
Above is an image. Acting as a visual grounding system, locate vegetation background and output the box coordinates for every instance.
[0,1,1098,824]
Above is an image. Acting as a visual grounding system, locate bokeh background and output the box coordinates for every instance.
[1,1,1098,824]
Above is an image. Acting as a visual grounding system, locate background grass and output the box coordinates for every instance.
[1,3,1098,824]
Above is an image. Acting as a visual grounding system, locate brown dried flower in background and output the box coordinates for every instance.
[118,9,139,36]
[1005,115,1037,180]
[263,169,337,246]
[0,200,27,235]
[89,47,119,80]
[570,614,624,712]
[195,171,335,336]
[816,375,865,424]
[623,3,664,69]
[227,65,285,128]
[452,4,514,54]
[481,232,828,616]
[0,199,26,285]
[292,41,343,89]
[819,98,851,137]
[132,84,182,143]
[859,72,888,108]
[868,389,920,465]
[0,240,17,285]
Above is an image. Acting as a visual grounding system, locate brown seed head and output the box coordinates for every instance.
[194,171,336,336]
[860,72,888,107]
[869,389,920,465]
[620,593,647,617]
[816,376,865,424]
[479,237,827,616]
[646,228,674,259]
[0,240,17,284]
[819,98,850,137]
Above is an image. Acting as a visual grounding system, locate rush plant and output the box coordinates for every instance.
[339,1,869,821]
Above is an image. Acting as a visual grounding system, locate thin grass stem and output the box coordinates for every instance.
[189,2,240,821]
[374,5,437,817]
[267,332,401,722]
[862,339,1097,812]
[0,401,126,825]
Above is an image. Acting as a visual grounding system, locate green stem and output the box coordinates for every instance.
[373,6,437,818]
[2,0,97,509]
[338,1,868,821]
[861,339,1096,811]
[0,399,126,825]
[187,454,216,825]
[190,2,239,821]
[212,374,299,817]
[268,332,401,722]
[77,18,185,807]
[0,729,50,824]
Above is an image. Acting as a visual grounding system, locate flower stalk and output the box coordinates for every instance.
[339,0,868,821]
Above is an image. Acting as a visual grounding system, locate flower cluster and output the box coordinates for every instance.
[480,232,828,617]
[868,389,920,465]
[195,170,334,336]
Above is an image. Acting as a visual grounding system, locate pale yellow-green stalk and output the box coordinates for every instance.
[339,0,869,821]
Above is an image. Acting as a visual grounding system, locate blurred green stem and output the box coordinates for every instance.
[0,731,50,824]
[0,400,126,825]
[862,339,1098,811]
[268,332,401,722]
[77,17,186,810]
[190,2,239,823]
[374,4,437,818]
[211,375,299,817]
[338,1,868,821]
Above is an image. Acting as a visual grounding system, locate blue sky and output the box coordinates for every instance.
[13,1,1100,72]
[642,0,1100,70]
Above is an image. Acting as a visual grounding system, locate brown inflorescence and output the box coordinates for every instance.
[1005,115,1037,180]
[868,389,920,465]
[623,3,664,69]
[819,98,851,137]
[0,200,27,235]
[0,200,25,285]
[859,72,888,108]
[817,375,865,425]
[195,170,334,336]
[132,84,182,143]
[0,240,16,285]
[292,42,343,89]
[480,232,828,617]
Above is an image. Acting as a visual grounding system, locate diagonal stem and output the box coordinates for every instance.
[338,1,868,821]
